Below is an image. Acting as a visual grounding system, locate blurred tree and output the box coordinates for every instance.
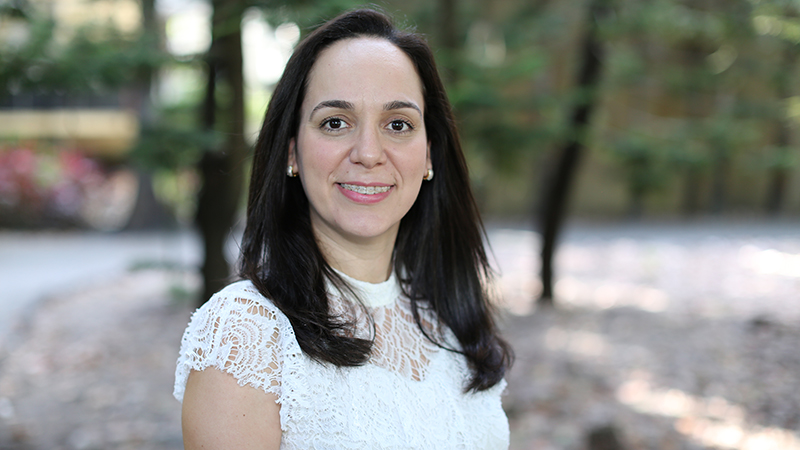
[667,128,709,216]
[615,0,752,216]
[125,0,175,230]
[607,132,669,218]
[430,0,555,207]
[707,101,740,214]
[538,0,612,305]
[705,0,756,214]
[195,0,248,305]
[765,44,798,215]
[757,2,800,215]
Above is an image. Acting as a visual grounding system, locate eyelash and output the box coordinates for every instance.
[387,119,414,133]
[318,117,415,134]
[320,117,348,132]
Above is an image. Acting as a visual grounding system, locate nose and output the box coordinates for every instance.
[349,126,386,168]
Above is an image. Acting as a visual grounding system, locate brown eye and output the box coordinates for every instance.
[320,117,349,133]
[389,120,411,132]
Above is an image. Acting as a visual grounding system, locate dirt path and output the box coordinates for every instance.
[0,270,193,450]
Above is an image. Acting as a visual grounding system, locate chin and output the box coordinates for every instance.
[335,218,400,242]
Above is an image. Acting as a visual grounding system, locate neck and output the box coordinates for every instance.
[313,227,397,284]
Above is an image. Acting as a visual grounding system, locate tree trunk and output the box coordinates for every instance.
[195,0,247,306]
[537,0,610,305]
[587,424,627,450]
[437,0,459,85]
[681,42,709,217]
[125,169,174,230]
[138,0,156,126]
[709,146,729,215]
[628,186,644,220]
[766,44,796,215]
[681,166,701,217]
[124,0,172,230]
[766,165,788,215]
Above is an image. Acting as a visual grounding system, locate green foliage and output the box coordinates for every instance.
[440,11,558,175]
[130,124,218,171]
[252,0,369,30]
[665,128,710,171]
[0,17,169,97]
[607,131,669,197]
[763,145,798,169]
[644,1,730,45]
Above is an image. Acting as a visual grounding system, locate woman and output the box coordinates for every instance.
[174,8,512,449]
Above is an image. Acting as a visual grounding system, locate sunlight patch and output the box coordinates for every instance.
[617,373,800,450]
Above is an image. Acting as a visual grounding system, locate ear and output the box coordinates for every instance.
[288,138,297,168]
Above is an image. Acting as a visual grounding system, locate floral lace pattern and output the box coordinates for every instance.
[174,276,509,449]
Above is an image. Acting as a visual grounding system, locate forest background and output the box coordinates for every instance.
[1,0,799,302]
[2,2,800,449]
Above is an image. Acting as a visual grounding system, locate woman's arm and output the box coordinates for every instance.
[182,368,282,450]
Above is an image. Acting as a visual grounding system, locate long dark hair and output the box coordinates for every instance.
[239,8,512,392]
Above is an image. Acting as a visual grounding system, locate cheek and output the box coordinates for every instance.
[295,138,348,209]
[297,137,339,176]
[399,142,430,177]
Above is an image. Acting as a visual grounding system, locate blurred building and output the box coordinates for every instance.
[0,0,141,157]
[0,0,144,229]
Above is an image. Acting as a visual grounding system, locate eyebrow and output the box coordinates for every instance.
[310,100,354,116]
[309,99,422,117]
[384,100,422,116]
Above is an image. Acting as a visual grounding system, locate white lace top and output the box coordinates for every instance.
[174,270,509,449]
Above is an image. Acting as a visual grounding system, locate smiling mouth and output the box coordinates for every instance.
[339,183,392,195]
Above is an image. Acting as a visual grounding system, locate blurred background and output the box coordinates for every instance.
[0,0,798,449]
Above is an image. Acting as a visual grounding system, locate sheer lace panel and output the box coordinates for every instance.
[331,293,441,382]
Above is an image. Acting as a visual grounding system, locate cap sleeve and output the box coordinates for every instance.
[173,280,297,403]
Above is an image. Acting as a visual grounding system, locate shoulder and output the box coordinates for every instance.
[204,279,272,309]
[184,279,295,350]
[174,279,299,402]
[191,279,289,325]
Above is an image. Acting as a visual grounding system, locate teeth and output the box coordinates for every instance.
[340,183,392,195]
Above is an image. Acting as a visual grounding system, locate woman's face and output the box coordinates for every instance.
[290,37,431,249]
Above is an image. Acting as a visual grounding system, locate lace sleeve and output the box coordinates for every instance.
[173,281,296,403]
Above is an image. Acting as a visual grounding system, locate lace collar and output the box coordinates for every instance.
[328,268,402,308]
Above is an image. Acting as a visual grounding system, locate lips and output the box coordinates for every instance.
[338,183,393,195]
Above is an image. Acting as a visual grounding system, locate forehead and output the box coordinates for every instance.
[303,37,424,111]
